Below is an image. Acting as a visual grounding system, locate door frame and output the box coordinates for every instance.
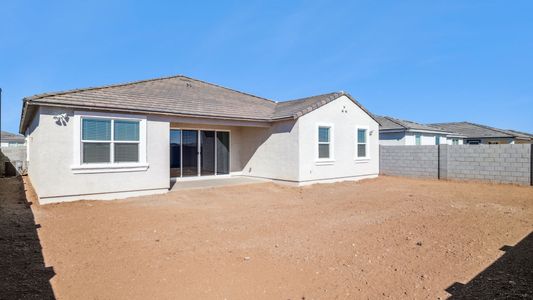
[170,127,231,180]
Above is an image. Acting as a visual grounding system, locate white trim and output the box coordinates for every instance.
[316,123,334,163]
[72,111,147,173]
[71,163,149,174]
[355,125,370,160]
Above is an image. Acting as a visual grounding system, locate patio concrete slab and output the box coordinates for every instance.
[170,176,270,191]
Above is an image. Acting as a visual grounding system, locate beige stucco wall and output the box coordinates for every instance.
[297,95,379,183]
[25,95,380,202]
[27,106,170,202]
[239,120,299,181]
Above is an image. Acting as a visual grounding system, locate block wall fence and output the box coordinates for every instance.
[380,144,532,186]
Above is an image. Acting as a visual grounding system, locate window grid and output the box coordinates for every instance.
[81,118,140,164]
[318,126,331,159]
[357,128,368,158]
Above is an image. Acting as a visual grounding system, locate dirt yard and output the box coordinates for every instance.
[2,176,532,299]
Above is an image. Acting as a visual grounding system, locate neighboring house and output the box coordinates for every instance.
[375,116,464,146]
[19,75,380,204]
[1,131,26,147]
[430,122,533,144]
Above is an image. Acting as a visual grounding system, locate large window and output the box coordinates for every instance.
[356,127,369,158]
[81,118,140,164]
[318,126,331,159]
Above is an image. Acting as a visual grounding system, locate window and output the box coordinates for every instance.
[318,126,331,159]
[415,134,421,145]
[356,128,368,158]
[452,138,459,145]
[81,118,140,164]
[435,136,440,145]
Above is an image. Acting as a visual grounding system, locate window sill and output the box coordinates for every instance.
[71,163,149,174]
[355,157,371,162]
[315,159,335,166]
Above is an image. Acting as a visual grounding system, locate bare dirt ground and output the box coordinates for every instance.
[2,176,532,299]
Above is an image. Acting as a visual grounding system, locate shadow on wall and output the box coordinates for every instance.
[446,232,533,299]
[0,148,26,177]
[239,120,296,174]
[0,176,56,299]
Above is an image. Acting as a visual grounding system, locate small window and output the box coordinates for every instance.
[318,126,331,159]
[435,136,440,145]
[415,134,421,145]
[452,138,459,145]
[81,118,140,164]
[357,128,368,158]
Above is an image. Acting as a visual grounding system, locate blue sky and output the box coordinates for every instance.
[1,0,532,133]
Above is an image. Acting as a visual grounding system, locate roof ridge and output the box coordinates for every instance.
[383,116,408,129]
[277,91,342,104]
[25,74,185,101]
[463,121,514,137]
[177,75,275,103]
[25,74,276,104]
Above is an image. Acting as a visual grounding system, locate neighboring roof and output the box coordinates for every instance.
[19,75,378,133]
[375,115,451,133]
[506,129,533,138]
[430,122,532,140]
[1,131,25,143]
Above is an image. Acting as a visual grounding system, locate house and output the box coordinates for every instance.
[1,130,26,147]
[375,116,465,145]
[19,75,380,204]
[430,122,533,144]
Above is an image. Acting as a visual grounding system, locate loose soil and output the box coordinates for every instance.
[2,176,532,299]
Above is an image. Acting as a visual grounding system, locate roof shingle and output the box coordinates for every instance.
[20,75,378,132]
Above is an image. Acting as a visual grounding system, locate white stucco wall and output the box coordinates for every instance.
[239,120,300,181]
[297,95,379,183]
[27,106,170,203]
[379,132,406,145]
[380,131,450,145]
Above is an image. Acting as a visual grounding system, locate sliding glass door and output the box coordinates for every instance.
[170,130,181,177]
[200,131,216,176]
[170,129,230,178]
[181,130,198,177]
[216,131,230,175]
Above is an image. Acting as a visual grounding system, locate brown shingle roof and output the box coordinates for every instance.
[20,75,378,132]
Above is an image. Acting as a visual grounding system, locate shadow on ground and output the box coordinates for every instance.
[0,176,55,299]
[446,231,533,299]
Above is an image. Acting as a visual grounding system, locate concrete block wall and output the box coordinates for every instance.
[444,144,531,185]
[0,146,27,176]
[380,146,438,178]
[379,144,532,185]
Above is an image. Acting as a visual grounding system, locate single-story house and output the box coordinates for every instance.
[430,122,533,144]
[19,75,380,204]
[1,130,26,148]
[375,115,465,145]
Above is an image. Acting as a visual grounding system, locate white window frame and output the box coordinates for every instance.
[316,123,334,164]
[355,125,370,160]
[71,111,148,174]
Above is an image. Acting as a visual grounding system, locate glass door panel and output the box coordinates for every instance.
[200,131,216,176]
[216,131,230,175]
[182,130,198,177]
[170,129,181,177]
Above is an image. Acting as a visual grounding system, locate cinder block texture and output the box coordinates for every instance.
[379,146,438,178]
[379,144,532,185]
[446,144,531,185]
[0,147,27,176]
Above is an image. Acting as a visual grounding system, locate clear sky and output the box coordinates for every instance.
[1,0,532,134]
